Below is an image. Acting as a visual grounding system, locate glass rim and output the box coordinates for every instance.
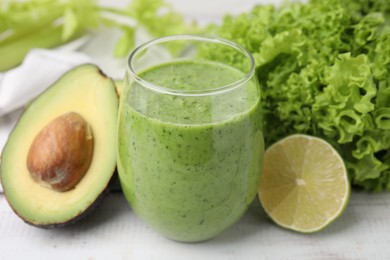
[126,34,256,97]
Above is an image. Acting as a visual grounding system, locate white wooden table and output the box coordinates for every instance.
[1,191,390,259]
[1,0,390,259]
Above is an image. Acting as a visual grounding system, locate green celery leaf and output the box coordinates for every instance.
[114,26,135,58]
[62,7,78,41]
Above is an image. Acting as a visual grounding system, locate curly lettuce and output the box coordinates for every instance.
[208,0,390,191]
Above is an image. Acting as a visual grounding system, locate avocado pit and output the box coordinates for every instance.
[27,112,94,192]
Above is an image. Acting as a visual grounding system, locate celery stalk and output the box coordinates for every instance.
[0,0,195,71]
[0,25,82,71]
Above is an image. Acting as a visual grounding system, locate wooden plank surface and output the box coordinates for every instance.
[1,191,390,259]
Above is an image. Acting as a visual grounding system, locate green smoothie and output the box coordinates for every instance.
[117,60,263,242]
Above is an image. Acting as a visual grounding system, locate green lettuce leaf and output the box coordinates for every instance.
[208,0,390,191]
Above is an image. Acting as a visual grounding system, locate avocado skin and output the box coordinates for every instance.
[0,64,118,228]
[109,172,122,192]
[114,80,123,98]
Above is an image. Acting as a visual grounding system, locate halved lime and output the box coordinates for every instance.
[258,134,350,233]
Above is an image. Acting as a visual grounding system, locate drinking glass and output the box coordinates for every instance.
[117,35,263,242]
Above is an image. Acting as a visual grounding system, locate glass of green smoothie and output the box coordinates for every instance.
[117,35,263,242]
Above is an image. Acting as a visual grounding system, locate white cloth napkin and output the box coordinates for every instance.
[0,49,93,192]
[0,49,92,117]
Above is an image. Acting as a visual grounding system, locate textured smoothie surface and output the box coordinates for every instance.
[118,60,263,242]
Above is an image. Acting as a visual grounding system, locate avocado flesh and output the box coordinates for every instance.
[0,64,118,227]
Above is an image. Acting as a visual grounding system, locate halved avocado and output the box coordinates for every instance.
[0,64,118,227]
